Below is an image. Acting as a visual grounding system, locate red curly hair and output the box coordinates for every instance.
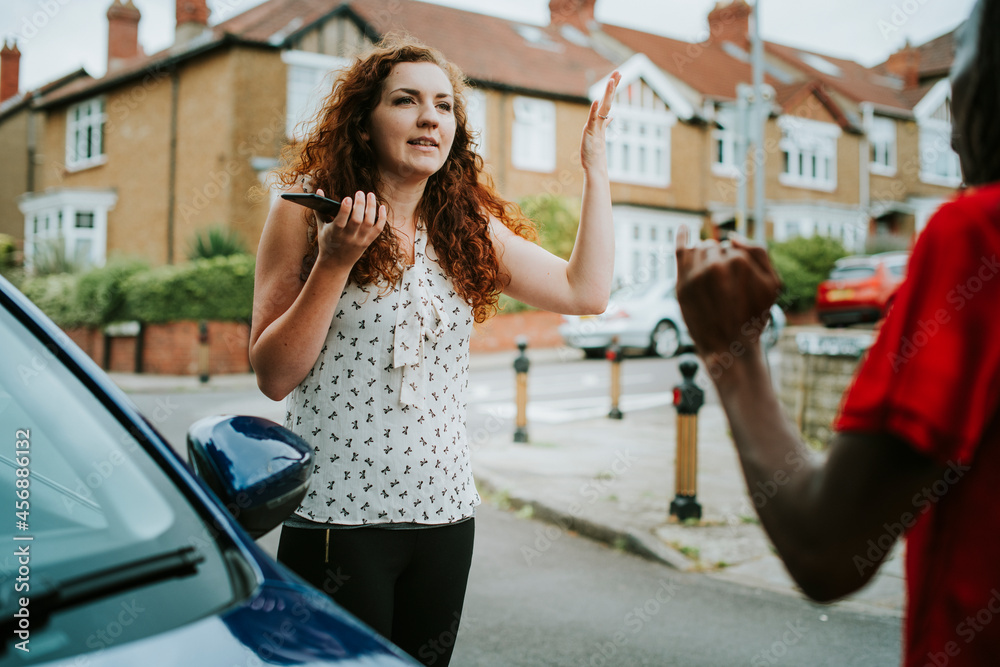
[274,34,534,323]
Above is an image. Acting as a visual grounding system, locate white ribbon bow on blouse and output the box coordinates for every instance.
[392,228,449,410]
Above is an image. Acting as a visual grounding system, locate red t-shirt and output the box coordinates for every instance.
[836,182,1000,667]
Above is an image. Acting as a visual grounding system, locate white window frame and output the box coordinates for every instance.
[769,203,866,252]
[778,116,840,192]
[918,116,962,187]
[712,105,739,177]
[18,189,118,271]
[282,50,350,142]
[915,80,962,188]
[66,97,107,171]
[612,205,702,286]
[465,88,487,157]
[511,96,556,173]
[869,116,897,176]
[605,80,674,187]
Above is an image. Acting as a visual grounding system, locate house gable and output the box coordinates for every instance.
[590,53,695,122]
[913,78,951,122]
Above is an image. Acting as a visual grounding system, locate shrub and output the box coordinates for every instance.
[18,259,149,328]
[75,259,149,326]
[30,236,84,276]
[122,254,255,323]
[496,293,533,315]
[0,233,15,268]
[519,193,581,261]
[188,225,249,260]
[768,235,849,312]
[18,273,89,328]
[500,194,583,315]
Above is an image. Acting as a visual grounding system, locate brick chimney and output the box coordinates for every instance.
[549,0,597,32]
[107,0,141,71]
[706,0,752,47]
[176,0,211,45]
[1,40,20,103]
[885,41,921,89]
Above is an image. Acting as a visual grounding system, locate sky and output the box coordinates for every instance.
[0,0,974,92]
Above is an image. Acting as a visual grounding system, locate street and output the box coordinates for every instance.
[131,353,722,450]
[452,502,898,666]
[121,352,901,665]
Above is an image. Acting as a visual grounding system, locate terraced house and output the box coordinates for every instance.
[0,0,960,286]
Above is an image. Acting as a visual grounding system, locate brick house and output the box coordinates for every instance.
[0,42,88,246]
[3,0,960,290]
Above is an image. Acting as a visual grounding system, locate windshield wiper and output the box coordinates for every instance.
[0,546,204,642]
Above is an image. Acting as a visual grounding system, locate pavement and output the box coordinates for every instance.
[108,346,905,620]
[463,348,905,620]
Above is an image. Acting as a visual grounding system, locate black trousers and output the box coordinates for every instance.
[277,520,475,666]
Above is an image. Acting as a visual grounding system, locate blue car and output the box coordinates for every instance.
[0,274,416,666]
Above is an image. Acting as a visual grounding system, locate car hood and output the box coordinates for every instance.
[33,580,415,667]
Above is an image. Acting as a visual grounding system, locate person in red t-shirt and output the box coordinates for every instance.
[674,2,1000,665]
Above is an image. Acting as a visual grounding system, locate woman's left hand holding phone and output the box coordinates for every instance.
[313,189,388,269]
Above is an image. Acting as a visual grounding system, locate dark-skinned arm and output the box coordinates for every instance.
[675,228,944,602]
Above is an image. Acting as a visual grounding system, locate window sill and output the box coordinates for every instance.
[65,155,108,173]
[711,164,741,178]
[511,162,556,174]
[778,173,836,193]
[609,174,670,188]
[869,164,897,177]
[919,173,962,189]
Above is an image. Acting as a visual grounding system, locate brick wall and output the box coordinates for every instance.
[777,327,872,445]
[64,326,104,361]
[142,321,250,374]
[470,310,564,354]
[64,320,250,375]
[64,313,556,375]
[108,335,138,373]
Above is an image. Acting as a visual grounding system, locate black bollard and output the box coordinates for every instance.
[670,356,704,521]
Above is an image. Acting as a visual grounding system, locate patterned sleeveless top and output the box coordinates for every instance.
[285,225,481,525]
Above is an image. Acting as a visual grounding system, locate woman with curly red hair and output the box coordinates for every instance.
[250,33,620,665]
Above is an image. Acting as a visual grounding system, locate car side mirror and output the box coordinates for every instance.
[187,415,313,539]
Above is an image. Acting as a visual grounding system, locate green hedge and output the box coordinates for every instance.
[768,236,849,313]
[19,272,91,328]
[76,259,149,325]
[20,259,148,328]
[19,255,254,327]
[122,254,255,323]
[519,193,581,262]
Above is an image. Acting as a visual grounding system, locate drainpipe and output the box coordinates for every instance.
[736,84,751,239]
[750,0,766,243]
[167,67,180,264]
[26,107,36,193]
[859,102,873,253]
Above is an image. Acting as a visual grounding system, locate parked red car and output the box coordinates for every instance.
[816,251,909,326]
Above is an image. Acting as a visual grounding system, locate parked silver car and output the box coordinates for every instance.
[559,281,786,358]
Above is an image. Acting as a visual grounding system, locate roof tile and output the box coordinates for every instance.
[600,24,777,101]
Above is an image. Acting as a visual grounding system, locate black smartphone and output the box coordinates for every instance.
[280,192,342,217]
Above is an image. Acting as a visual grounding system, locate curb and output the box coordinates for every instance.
[474,475,697,572]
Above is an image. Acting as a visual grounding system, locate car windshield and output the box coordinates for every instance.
[0,304,239,663]
[829,266,876,280]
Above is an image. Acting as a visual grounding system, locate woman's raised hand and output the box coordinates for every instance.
[314,189,388,268]
[581,71,622,173]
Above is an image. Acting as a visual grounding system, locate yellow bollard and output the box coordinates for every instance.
[670,357,703,521]
[513,336,529,443]
[607,337,623,420]
[198,320,210,384]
